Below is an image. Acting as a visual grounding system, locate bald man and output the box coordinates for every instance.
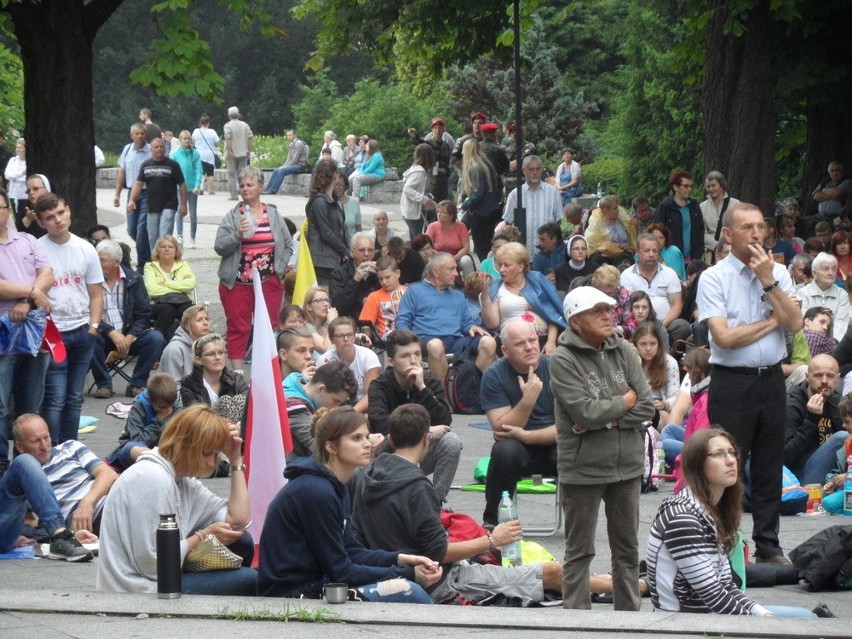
[784,354,850,484]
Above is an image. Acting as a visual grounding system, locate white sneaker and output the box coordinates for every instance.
[188,239,196,249]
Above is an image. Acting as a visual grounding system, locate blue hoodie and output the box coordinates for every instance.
[283,372,316,458]
[257,456,412,597]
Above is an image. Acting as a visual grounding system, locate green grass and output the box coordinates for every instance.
[217,603,341,623]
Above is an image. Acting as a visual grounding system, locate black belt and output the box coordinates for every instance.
[714,363,781,377]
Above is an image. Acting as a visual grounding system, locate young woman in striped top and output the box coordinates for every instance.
[647,428,817,618]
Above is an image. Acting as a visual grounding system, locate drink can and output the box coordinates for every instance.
[805,483,823,511]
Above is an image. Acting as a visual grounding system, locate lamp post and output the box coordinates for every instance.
[512,0,526,247]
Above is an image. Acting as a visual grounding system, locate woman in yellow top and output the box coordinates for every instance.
[144,234,197,339]
[584,194,638,268]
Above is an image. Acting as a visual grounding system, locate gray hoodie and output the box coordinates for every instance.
[159,325,195,382]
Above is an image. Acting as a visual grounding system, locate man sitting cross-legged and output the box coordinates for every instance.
[367,329,462,501]
[480,320,557,527]
[352,404,614,604]
[0,414,117,560]
[395,252,497,383]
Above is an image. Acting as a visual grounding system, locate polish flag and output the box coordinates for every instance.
[244,268,292,563]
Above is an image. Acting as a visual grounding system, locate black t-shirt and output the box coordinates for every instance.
[136,158,184,213]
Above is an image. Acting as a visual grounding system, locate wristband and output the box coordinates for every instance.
[762,280,779,293]
[486,531,495,552]
[231,463,247,473]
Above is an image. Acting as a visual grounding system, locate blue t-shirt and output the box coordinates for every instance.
[679,205,691,258]
[480,356,554,430]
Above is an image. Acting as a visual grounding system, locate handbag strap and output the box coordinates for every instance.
[713,196,731,242]
[198,129,216,154]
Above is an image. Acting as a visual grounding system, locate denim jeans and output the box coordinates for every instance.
[42,325,94,444]
[265,164,305,194]
[105,440,146,471]
[90,329,166,390]
[128,192,150,268]
[358,578,432,604]
[147,209,176,251]
[181,532,257,596]
[0,453,66,552]
[764,605,817,618]
[0,351,50,460]
[405,218,424,241]
[800,431,850,485]
[660,424,685,467]
[175,192,198,239]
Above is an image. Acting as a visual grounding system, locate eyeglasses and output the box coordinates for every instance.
[333,332,355,340]
[310,297,330,304]
[26,186,45,194]
[706,449,739,461]
[201,349,226,358]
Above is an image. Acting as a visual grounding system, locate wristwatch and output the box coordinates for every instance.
[89,322,100,329]
[762,280,779,293]
[231,463,247,473]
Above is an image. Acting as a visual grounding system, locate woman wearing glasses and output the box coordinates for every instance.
[646,428,817,618]
[302,286,336,355]
[653,171,704,263]
[180,333,248,408]
[214,165,293,372]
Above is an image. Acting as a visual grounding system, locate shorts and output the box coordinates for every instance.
[420,334,482,360]
[201,161,214,177]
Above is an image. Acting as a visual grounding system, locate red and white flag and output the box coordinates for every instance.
[244,268,292,562]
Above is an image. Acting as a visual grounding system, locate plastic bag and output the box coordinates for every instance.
[0,310,47,357]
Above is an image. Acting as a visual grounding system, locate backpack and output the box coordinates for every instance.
[639,421,660,493]
[444,358,483,414]
[790,524,852,591]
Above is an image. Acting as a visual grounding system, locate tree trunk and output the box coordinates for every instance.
[702,0,776,217]
[8,0,119,234]
[802,102,852,216]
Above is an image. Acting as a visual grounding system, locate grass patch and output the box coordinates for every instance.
[217,603,341,623]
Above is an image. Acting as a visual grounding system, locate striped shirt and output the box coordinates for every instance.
[42,440,104,521]
[646,488,768,616]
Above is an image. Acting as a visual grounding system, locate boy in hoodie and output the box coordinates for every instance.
[367,329,461,501]
[283,360,358,459]
[352,403,564,605]
[106,373,177,470]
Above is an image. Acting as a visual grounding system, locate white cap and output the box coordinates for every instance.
[562,286,617,320]
[228,106,240,118]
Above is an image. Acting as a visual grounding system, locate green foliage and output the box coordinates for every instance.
[581,157,627,199]
[218,603,340,622]
[248,134,287,168]
[293,74,442,169]
[0,43,23,138]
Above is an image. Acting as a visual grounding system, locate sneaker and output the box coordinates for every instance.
[358,186,367,199]
[126,385,144,398]
[188,238,196,249]
[48,529,93,562]
[93,387,113,399]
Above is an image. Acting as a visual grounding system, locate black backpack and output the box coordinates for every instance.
[444,358,483,414]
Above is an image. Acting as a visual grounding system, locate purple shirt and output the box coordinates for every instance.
[0,230,50,315]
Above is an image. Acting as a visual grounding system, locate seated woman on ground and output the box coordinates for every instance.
[555,235,596,297]
[144,234,197,340]
[647,427,818,618]
[410,234,436,266]
[631,322,679,428]
[584,194,637,268]
[97,404,257,596]
[278,304,307,330]
[645,223,686,281]
[660,347,711,468]
[159,304,210,386]
[589,264,631,330]
[302,286,336,354]
[180,333,248,408]
[426,200,475,279]
[368,210,399,255]
[478,231,511,280]
[317,316,381,414]
[621,290,670,353]
[257,406,442,601]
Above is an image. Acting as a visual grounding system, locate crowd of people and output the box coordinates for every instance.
[1,107,850,616]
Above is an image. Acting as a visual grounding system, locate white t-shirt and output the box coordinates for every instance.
[38,234,104,332]
[496,285,547,334]
[317,345,380,400]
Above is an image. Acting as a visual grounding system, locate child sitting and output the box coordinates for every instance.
[822,393,852,514]
[106,374,178,471]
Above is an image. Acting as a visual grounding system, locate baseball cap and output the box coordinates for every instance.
[562,286,617,320]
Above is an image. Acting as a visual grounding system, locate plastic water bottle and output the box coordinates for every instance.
[844,455,852,515]
[656,447,667,482]
[498,491,522,567]
[596,182,603,197]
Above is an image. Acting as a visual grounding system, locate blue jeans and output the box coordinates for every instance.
[105,440,146,471]
[175,192,197,239]
[764,605,817,618]
[405,218,424,241]
[128,192,150,268]
[265,164,305,194]
[800,431,851,485]
[90,329,166,390]
[42,325,94,445]
[0,351,50,460]
[660,424,685,466]
[358,579,432,604]
[147,209,176,251]
[181,532,257,596]
[0,453,65,552]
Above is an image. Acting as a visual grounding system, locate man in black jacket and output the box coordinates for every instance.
[784,354,848,485]
[329,232,378,319]
[367,329,461,500]
[90,239,165,398]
